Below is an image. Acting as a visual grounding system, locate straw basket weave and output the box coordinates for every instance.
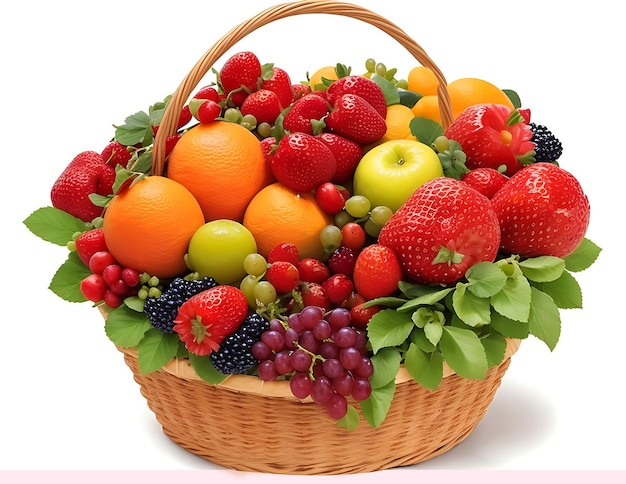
[115,0,522,474]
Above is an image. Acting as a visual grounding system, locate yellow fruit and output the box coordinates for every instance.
[407,66,440,96]
[380,104,416,142]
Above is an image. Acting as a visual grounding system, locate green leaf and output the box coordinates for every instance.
[490,311,530,339]
[491,270,531,322]
[397,287,453,311]
[123,296,145,312]
[439,326,488,380]
[367,309,415,354]
[503,89,522,109]
[533,270,582,309]
[404,343,443,390]
[409,117,444,145]
[410,327,437,353]
[424,320,444,346]
[114,110,153,146]
[481,332,508,367]
[104,304,152,347]
[466,261,507,297]
[48,252,91,302]
[452,283,491,327]
[136,328,180,374]
[369,347,402,389]
[371,74,401,105]
[528,287,561,351]
[337,405,360,431]
[359,379,395,428]
[189,353,228,384]
[564,238,602,272]
[398,89,421,108]
[23,206,87,246]
[519,256,565,282]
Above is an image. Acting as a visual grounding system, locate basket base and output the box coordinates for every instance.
[121,348,513,475]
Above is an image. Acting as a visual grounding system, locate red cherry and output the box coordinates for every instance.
[315,182,346,215]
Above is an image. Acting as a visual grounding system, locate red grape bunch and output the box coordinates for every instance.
[251,306,373,420]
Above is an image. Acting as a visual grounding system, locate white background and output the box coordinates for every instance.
[1,0,624,476]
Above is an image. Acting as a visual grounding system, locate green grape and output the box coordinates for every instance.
[241,114,257,130]
[370,205,393,227]
[365,58,376,73]
[333,211,354,229]
[254,280,277,306]
[320,224,343,252]
[344,195,371,219]
[384,67,398,81]
[375,62,387,77]
[223,108,243,124]
[240,274,260,307]
[364,218,382,237]
[148,286,162,298]
[91,216,104,228]
[257,122,272,138]
[433,135,450,154]
[244,253,268,277]
[66,240,76,252]
[396,79,409,90]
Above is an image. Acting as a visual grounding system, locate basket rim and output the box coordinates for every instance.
[117,338,521,400]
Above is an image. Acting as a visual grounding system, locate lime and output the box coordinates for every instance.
[187,219,257,284]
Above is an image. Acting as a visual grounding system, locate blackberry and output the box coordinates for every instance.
[530,122,563,162]
[144,276,218,333]
[210,312,270,374]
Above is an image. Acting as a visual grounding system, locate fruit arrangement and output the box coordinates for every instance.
[23,2,601,470]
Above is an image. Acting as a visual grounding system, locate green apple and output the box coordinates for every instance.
[186,219,257,284]
[352,139,443,212]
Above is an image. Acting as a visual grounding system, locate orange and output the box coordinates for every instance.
[103,176,205,279]
[309,65,338,91]
[167,121,270,222]
[411,95,442,124]
[380,104,416,142]
[447,77,514,119]
[243,182,332,260]
[407,66,440,96]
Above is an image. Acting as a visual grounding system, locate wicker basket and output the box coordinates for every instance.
[116,0,521,474]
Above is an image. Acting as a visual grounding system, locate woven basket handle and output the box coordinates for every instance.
[152,0,452,175]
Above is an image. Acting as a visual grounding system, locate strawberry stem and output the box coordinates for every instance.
[432,246,465,265]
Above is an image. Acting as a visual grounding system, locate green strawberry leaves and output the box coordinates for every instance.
[359,238,601,427]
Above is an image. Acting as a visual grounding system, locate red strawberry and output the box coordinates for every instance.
[462,167,509,199]
[378,177,501,285]
[325,93,387,146]
[297,258,330,284]
[101,140,132,168]
[266,261,300,294]
[240,89,283,125]
[292,83,312,101]
[173,285,248,356]
[261,66,294,109]
[259,136,278,184]
[75,227,107,266]
[50,151,116,222]
[353,244,403,300]
[219,51,262,107]
[326,75,387,118]
[444,103,536,176]
[321,273,354,306]
[282,93,330,135]
[193,85,221,103]
[315,132,363,184]
[491,162,590,258]
[270,132,337,192]
[299,281,331,311]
